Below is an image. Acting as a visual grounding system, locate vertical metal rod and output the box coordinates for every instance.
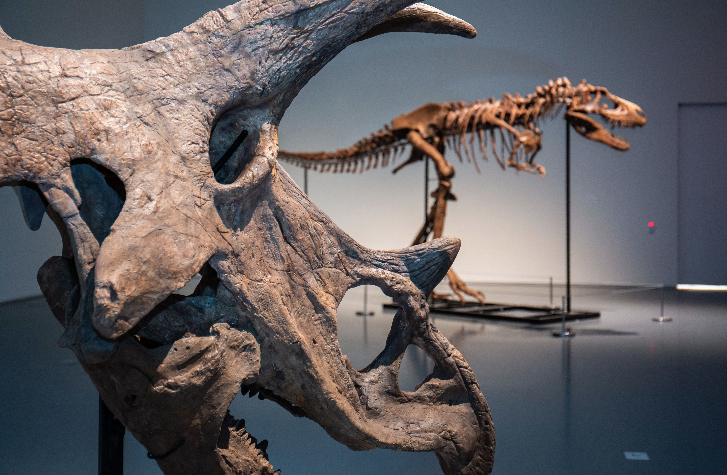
[550,276,554,309]
[363,309,368,346]
[363,286,368,315]
[99,396,125,475]
[356,286,374,316]
[553,295,574,338]
[565,122,572,313]
[304,168,309,195]
[424,156,430,223]
[653,284,673,322]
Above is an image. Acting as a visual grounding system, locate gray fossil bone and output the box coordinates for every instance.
[0,1,494,473]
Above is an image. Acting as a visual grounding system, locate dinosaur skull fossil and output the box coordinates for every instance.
[0,1,494,474]
[565,79,647,150]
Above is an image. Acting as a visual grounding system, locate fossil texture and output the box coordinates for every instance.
[0,1,496,474]
[279,78,647,302]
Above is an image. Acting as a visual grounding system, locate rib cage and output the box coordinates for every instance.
[442,79,577,170]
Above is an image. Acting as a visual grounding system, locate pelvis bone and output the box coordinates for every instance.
[0,2,493,474]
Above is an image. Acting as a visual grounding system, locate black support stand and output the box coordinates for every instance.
[387,121,598,324]
[565,122,572,313]
[424,156,430,223]
[384,299,598,324]
[99,397,125,475]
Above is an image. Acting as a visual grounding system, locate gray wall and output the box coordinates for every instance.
[1,0,726,302]
[277,0,727,287]
[678,104,727,285]
[0,0,144,302]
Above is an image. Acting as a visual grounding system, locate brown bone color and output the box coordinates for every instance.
[0,2,495,474]
[278,78,646,302]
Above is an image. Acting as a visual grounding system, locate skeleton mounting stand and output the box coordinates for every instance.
[386,120,600,325]
[281,79,644,323]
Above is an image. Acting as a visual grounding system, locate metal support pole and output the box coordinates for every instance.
[356,286,374,316]
[549,276,554,309]
[424,156,430,223]
[99,397,125,475]
[565,122,572,313]
[304,168,309,195]
[553,296,574,338]
[653,285,673,322]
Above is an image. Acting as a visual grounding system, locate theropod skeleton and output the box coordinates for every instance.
[279,78,646,302]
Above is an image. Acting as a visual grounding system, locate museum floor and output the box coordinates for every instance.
[1,283,726,474]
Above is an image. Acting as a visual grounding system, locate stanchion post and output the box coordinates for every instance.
[653,284,673,322]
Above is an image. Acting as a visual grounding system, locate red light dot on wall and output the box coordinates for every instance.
[648,222,655,228]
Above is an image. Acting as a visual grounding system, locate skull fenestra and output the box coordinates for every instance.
[0,2,494,473]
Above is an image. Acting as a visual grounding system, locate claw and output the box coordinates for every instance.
[447,269,486,304]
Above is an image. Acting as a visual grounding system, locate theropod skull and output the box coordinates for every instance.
[563,78,647,150]
[0,1,494,474]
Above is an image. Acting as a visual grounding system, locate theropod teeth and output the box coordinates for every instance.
[256,439,269,460]
[236,418,246,431]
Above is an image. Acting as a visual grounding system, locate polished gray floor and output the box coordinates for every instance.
[1,284,726,474]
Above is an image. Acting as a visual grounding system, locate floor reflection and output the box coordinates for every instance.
[1,284,727,474]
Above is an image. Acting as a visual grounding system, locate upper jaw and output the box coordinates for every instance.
[578,89,647,127]
[600,99,647,127]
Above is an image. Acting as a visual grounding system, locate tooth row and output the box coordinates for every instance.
[237,386,273,462]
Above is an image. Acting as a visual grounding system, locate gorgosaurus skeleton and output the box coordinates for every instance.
[279,78,646,302]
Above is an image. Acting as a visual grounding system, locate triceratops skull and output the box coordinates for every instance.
[0,2,493,474]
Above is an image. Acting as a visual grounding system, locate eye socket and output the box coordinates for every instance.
[209,109,255,185]
[70,158,126,244]
[213,129,249,175]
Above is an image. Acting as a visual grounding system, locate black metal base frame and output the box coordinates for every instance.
[384,299,599,324]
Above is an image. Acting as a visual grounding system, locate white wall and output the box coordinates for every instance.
[1,0,726,302]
